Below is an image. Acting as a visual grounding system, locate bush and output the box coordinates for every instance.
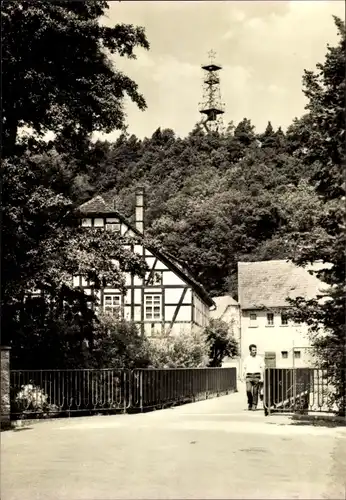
[148,328,209,368]
[90,314,153,369]
[91,316,238,370]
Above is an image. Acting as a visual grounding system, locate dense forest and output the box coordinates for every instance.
[51,116,322,297]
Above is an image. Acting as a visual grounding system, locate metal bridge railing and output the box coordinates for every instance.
[263,368,340,415]
[10,367,237,419]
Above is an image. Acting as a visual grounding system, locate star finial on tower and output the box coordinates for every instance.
[208,49,216,64]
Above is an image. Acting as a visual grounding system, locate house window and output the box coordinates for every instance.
[294,350,301,359]
[81,218,92,227]
[249,312,257,327]
[281,351,288,359]
[104,294,121,317]
[281,313,288,325]
[105,222,121,233]
[267,313,274,326]
[145,295,161,320]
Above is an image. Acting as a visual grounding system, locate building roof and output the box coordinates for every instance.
[238,260,328,310]
[79,196,112,213]
[77,195,215,308]
[212,295,238,310]
[210,295,239,320]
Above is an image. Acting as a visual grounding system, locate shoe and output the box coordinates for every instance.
[252,405,257,411]
[248,405,252,410]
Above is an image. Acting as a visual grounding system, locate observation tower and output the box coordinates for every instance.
[198,50,225,133]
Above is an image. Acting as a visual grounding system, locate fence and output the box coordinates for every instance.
[10,367,237,419]
[263,368,339,416]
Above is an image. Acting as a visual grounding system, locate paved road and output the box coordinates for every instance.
[2,387,346,500]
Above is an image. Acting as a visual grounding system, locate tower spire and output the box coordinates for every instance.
[198,50,225,133]
[208,49,216,64]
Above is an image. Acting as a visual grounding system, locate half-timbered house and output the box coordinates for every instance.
[76,188,215,336]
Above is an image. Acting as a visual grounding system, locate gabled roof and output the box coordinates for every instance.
[79,196,112,213]
[210,295,239,320]
[77,195,214,308]
[238,260,328,310]
[212,295,238,310]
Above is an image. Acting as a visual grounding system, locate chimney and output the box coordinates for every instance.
[135,187,145,234]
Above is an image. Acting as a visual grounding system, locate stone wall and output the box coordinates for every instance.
[1,346,11,422]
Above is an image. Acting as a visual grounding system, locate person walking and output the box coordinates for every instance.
[242,344,265,411]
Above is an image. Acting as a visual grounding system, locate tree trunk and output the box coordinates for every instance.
[3,116,18,158]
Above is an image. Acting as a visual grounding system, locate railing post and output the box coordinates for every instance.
[127,369,132,410]
[206,370,208,399]
[123,371,127,414]
[1,346,11,425]
[267,369,271,416]
[139,371,143,412]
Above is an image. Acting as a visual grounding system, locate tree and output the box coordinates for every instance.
[1,1,151,365]
[2,1,149,157]
[234,118,256,146]
[203,319,239,367]
[288,17,345,415]
[301,16,345,200]
[259,121,277,149]
[2,153,148,364]
[286,115,314,157]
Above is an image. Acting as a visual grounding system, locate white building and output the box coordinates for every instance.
[238,260,328,369]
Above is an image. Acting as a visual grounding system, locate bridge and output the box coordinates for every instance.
[2,383,345,500]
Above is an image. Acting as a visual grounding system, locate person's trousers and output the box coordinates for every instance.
[246,373,261,407]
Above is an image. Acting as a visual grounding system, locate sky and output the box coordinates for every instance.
[94,0,344,141]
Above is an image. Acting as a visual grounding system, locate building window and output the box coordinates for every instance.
[81,218,92,227]
[249,312,257,327]
[267,313,274,326]
[281,351,288,359]
[104,294,121,317]
[105,222,121,233]
[294,350,301,359]
[281,313,288,325]
[145,295,161,320]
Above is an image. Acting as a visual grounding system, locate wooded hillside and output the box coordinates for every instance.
[64,117,323,297]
